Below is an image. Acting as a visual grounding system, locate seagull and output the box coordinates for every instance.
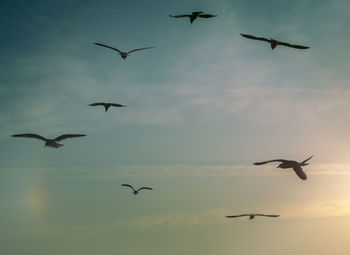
[240,33,310,50]
[94,43,154,60]
[11,133,86,148]
[225,214,280,220]
[169,11,217,24]
[253,156,313,180]
[121,184,153,195]
[88,102,126,112]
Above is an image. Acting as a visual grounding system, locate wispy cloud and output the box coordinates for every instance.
[2,163,350,178]
[281,199,350,219]
[30,200,350,237]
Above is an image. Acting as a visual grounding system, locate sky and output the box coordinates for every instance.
[1,0,350,254]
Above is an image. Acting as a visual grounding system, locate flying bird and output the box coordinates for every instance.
[11,133,86,148]
[94,42,154,60]
[253,156,313,180]
[225,214,280,220]
[240,33,310,50]
[121,184,153,195]
[169,11,217,24]
[89,102,126,112]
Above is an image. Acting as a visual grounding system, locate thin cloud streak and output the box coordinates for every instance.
[1,163,350,179]
[27,202,350,237]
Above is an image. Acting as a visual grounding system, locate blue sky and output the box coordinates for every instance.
[1,0,350,254]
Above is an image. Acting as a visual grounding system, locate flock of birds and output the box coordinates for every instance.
[11,11,312,220]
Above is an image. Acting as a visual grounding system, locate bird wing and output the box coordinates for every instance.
[136,187,153,192]
[198,14,217,18]
[94,43,122,53]
[301,155,313,164]
[278,41,310,49]
[169,14,191,18]
[240,34,271,43]
[253,159,287,165]
[292,165,307,180]
[11,133,47,141]
[54,134,86,142]
[127,47,155,54]
[109,103,126,107]
[225,214,249,218]
[121,184,135,192]
[255,214,280,217]
[89,102,107,106]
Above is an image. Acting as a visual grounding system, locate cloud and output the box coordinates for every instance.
[102,211,227,232]
[33,200,350,236]
[2,163,350,179]
[281,199,350,219]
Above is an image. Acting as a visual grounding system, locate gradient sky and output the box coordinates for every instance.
[1,0,350,254]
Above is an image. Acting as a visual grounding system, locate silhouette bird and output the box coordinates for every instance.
[11,133,86,148]
[240,33,310,50]
[94,43,154,60]
[89,102,126,112]
[169,11,217,24]
[225,214,280,220]
[253,156,313,180]
[121,184,153,195]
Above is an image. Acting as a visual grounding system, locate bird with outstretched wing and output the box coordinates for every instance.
[225,214,280,220]
[169,11,217,24]
[89,102,126,112]
[121,184,153,195]
[254,156,313,180]
[240,33,310,50]
[11,133,86,148]
[94,42,154,60]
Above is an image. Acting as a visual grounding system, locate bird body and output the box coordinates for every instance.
[240,33,310,50]
[225,214,280,220]
[45,139,64,148]
[89,102,126,112]
[254,156,313,180]
[94,43,154,60]
[169,11,217,24]
[11,133,86,148]
[121,184,153,195]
